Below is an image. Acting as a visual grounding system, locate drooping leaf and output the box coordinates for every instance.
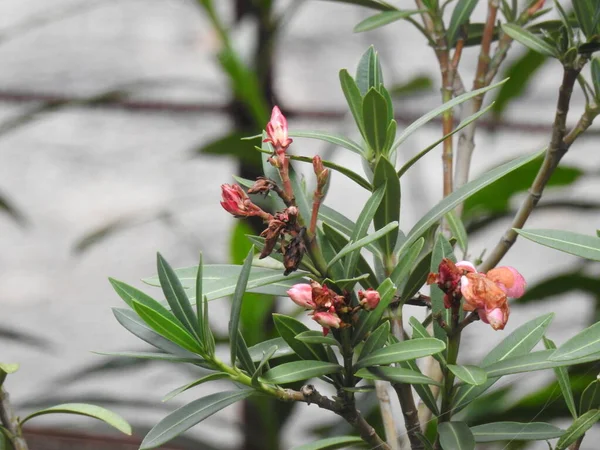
[290,435,364,450]
[140,390,254,449]
[447,0,479,46]
[354,9,423,33]
[580,379,600,414]
[438,421,475,450]
[543,336,577,418]
[196,131,261,167]
[515,229,600,262]
[22,403,131,435]
[555,409,600,450]
[501,23,559,58]
[289,130,363,155]
[261,361,343,384]
[550,321,600,361]
[470,421,564,442]
[447,365,487,386]
[354,338,446,368]
[355,366,441,385]
[229,247,254,366]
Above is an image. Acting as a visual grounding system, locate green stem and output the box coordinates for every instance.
[439,304,461,425]
[0,384,29,450]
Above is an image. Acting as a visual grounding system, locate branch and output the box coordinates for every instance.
[375,381,401,450]
[0,386,29,450]
[480,60,595,271]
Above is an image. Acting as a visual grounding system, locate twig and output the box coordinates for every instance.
[0,385,29,450]
[375,381,401,450]
[569,436,585,450]
[480,59,594,271]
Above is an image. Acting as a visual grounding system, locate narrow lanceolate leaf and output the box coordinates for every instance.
[273,314,329,362]
[355,338,446,369]
[555,409,600,450]
[362,88,389,154]
[229,247,254,366]
[395,150,543,259]
[93,351,206,365]
[109,278,171,315]
[295,331,340,347]
[447,0,479,46]
[448,365,487,386]
[543,336,577,418]
[470,422,565,442]
[327,222,399,270]
[515,229,600,262]
[580,379,600,414]
[132,301,203,354]
[373,157,401,258]
[289,130,363,155]
[235,330,256,374]
[140,390,254,449]
[22,404,131,435]
[0,363,19,374]
[354,10,424,32]
[551,321,600,361]
[157,253,200,340]
[453,313,554,411]
[359,321,390,359]
[162,373,231,402]
[248,337,294,362]
[339,69,365,137]
[409,316,446,366]
[319,205,381,256]
[501,23,558,58]
[355,46,383,96]
[355,366,441,385]
[400,250,432,301]
[445,210,468,254]
[352,278,395,345]
[392,79,508,151]
[390,237,424,290]
[260,361,342,384]
[195,252,204,345]
[291,435,364,450]
[251,345,278,385]
[438,421,475,450]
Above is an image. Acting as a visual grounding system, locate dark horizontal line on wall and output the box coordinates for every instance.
[0,88,596,136]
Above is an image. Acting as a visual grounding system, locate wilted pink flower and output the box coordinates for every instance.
[479,305,510,331]
[287,284,315,309]
[455,261,476,273]
[312,311,342,330]
[264,106,292,151]
[358,289,381,310]
[486,266,526,299]
[220,184,251,217]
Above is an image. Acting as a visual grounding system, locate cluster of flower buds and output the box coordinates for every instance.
[287,282,381,335]
[428,259,526,330]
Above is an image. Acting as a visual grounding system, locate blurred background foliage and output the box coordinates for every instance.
[1,0,599,449]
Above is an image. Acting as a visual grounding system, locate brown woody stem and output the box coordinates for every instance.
[480,60,594,271]
[0,384,29,450]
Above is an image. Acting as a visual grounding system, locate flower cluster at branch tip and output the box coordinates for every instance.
[427,259,526,330]
[264,106,293,152]
[287,282,380,335]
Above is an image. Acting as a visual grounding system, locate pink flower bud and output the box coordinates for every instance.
[358,289,381,310]
[455,261,477,273]
[220,184,250,217]
[312,311,342,329]
[264,106,292,151]
[287,283,315,309]
[486,266,526,298]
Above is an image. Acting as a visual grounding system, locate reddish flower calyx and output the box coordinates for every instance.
[264,106,292,152]
[358,289,381,310]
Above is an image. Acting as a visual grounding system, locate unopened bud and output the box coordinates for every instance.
[358,289,381,310]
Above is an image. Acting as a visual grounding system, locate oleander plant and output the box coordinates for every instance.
[4,1,599,449]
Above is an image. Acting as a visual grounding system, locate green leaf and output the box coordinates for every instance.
[291,436,364,450]
[395,150,543,259]
[140,390,254,449]
[400,250,432,301]
[359,321,390,359]
[260,361,342,384]
[355,338,446,368]
[352,278,396,345]
[157,253,200,341]
[390,237,424,290]
[551,321,600,361]
[93,351,206,365]
[144,264,306,301]
[251,344,279,385]
[248,337,294,362]
[230,247,254,366]
[195,253,205,346]
[430,233,455,342]
[445,211,468,254]
[355,46,383,96]
[543,336,577,418]
[132,301,203,354]
[327,222,399,270]
[339,69,365,137]
[501,23,558,58]
[356,366,441,385]
[321,0,396,12]
[0,363,19,375]
[354,10,424,32]
[295,331,340,347]
[362,88,389,154]
[452,313,554,411]
[572,0,600,38]
[470,422,565,442]
[515,229,600,262]
[373,157,401,258]
[447,0,479,46]
[343,185,385,278]
[409,316,446,366]
[438,421,475,450]
[108,278,171,316]
[273,314,329,361]
[392,79,508,151]
[448,365,487,386]
[289,130,363,155]
[22,403,131,435]
[319,205,381,256]
[580,379,600,414]
[112,308,199,358]
[397,103,495,178]
[235,330,256,374]
[162,373,231,402]
[400,359,441,415]
[555,409,600,450]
